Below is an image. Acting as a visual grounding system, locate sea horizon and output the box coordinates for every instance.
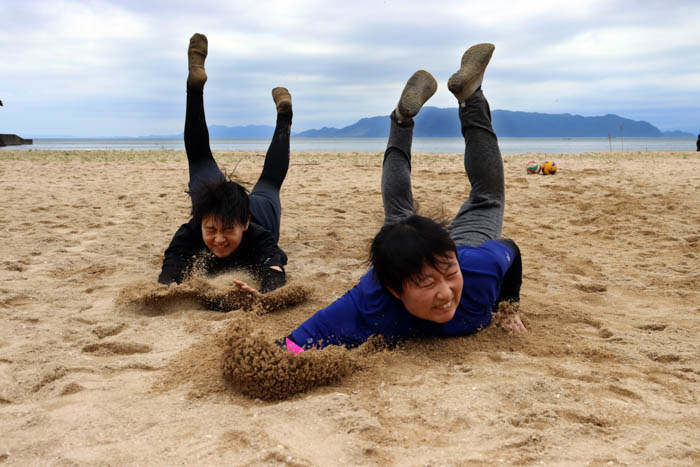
[2,136,697,154]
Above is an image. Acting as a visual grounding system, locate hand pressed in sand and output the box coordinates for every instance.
[499,314,527,333]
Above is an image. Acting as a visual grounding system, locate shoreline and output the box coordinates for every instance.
[1,148,698,162]
[2,136,697,154]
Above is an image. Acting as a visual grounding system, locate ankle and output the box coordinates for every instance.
[459,87,484,107]
[276,110,293,126]
[393,108,411,125]
[186,84,204,95]
[391,110,414,128]
[187,71,206,89]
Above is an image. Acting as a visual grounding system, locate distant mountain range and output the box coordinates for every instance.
[134,107,692,139]
[295,107,693,138]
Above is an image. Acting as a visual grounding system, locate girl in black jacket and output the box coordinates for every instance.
[158,33,291,293]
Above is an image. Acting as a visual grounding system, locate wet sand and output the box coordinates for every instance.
[0,149,698,465]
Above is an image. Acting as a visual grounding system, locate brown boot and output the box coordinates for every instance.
[447,43,495,103]
[272,87,292,113]
[395,70,437,122]
[187,33,208,89]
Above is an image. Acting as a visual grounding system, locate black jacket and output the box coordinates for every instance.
[158,220,287,292]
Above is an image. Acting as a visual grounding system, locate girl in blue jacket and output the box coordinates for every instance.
[242,44,526,352]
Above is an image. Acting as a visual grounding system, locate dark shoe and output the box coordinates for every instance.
[187,33,208,88]
[396,70,437,121]
[272,87,292,113]
[447,43,494,102]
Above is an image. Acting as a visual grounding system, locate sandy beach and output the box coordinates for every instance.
[0,148,698,465]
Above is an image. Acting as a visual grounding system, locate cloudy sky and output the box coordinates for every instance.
[1,0,698,137]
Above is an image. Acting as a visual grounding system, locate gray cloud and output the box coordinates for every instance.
[1,0,698,136]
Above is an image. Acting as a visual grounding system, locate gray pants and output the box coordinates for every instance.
[381,89,504,246]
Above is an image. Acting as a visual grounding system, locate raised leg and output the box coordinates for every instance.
[448,88,504,246]
[382,70,437,224]
[184,34,224,204]
[249,88,293,242]
[446,44,504,246]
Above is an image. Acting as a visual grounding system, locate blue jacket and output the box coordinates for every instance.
[290,240,516,349]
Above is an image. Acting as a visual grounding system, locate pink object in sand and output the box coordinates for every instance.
[285,337,304,354]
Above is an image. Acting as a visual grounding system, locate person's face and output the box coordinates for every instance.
[201,215,249,258]
[389,251,463,323]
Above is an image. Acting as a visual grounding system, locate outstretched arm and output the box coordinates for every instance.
[493,238,526,333]
[282,269,407,349]
[281,272,389,350]
[241,224,288,293]
[287,291,365,350]
[158,223,199,284]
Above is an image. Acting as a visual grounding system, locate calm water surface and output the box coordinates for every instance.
[4,137,696,154]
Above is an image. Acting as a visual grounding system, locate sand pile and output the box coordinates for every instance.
[154,316,371,401]
[153,322,232,399]
[221,318,359,400]
[156,315,384,401]
[117,274,310,315]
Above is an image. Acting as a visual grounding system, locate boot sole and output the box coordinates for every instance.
[397,70,438,119]
[447,43,494,100]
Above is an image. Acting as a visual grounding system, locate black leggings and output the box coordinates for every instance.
[184,87,292,242]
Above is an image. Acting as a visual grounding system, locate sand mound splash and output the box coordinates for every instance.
[205,282,310,314]
[221,318,360,400]
[155,318,384,401]
[115,279,204,315]
[116,276,310,315]
[153,326,231,399]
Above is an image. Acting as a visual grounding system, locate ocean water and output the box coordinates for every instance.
[3,137,697,154]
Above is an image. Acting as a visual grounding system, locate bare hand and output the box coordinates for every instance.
[233,279,262,298]
[500,314,527,333]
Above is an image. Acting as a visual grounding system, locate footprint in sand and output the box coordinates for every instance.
[607,384,642,400]
[637,324,668,332]
[558,409,614,428]
[60,382,85,396]
[91,323,127,339]
[0,293,34,308]
[82,341,151,356]
[1,261,26,272]
[574,283,607,293]
[32,365,69,392]
[645,352,681,363]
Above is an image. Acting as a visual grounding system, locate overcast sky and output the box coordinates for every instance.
[1,0,698,137]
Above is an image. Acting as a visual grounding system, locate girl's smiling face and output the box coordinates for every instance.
[201,215,249,258]
[388,251,463,323]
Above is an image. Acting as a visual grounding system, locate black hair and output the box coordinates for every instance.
[190,179,250,228]
[369,214,457,294]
